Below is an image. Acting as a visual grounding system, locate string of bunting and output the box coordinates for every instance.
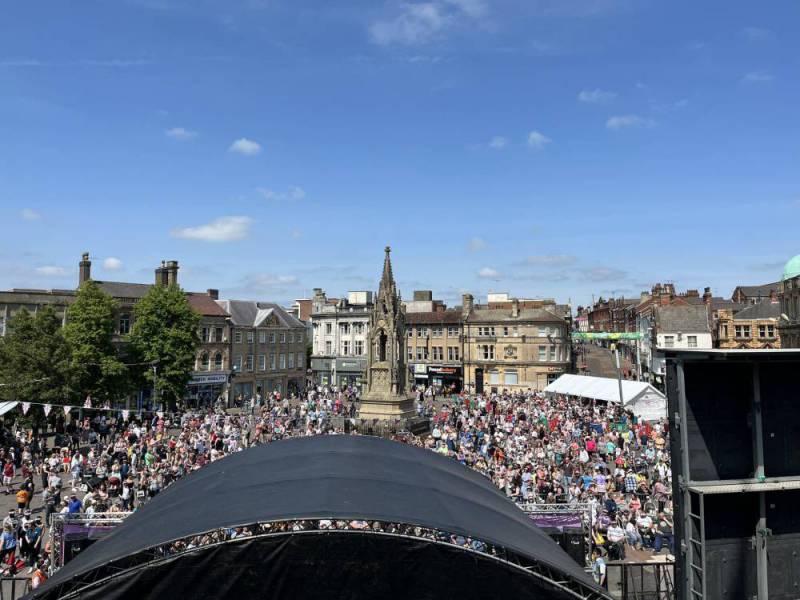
[14,396,163,421]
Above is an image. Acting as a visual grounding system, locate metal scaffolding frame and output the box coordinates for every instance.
[43,520,612,600]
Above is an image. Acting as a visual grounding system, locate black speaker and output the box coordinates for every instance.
[546,529,586,567]
[666,350,800,600]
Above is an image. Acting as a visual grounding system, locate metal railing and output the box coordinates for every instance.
[49,512,133,573]
[606,561,675,600]
[0,578,30,600]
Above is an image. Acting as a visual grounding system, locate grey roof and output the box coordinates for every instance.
[654,304,710,333]
[216,299,305,329]
[733,282,780,298]
[710,298,746,312]
[96,281,153,299]
[732,302,781,321]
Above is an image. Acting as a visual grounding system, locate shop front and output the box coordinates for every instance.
[411,363,428,387]
[427,365,462,393]
[334,358,366,390]
[187,372,229,407]
[311,358,334,387]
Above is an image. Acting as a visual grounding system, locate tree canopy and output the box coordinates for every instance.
[0,306,72,406]
[129,283,200,409]
[63,280,130,403]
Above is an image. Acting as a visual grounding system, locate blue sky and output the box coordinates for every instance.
[1,0,798,308]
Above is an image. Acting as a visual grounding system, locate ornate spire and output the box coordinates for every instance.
[379,245,394,295]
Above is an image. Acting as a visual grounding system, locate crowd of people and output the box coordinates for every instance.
[0,383,672,591]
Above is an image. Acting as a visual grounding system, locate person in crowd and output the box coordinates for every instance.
[0,385,670,582]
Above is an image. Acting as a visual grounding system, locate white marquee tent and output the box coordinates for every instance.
[543,374,666,421]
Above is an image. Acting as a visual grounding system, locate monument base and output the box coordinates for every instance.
[358,393,416,421]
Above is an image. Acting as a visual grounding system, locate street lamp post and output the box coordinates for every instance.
[614,347,624,406]
[151,362,159,412]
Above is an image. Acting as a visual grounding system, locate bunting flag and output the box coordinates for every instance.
[84,395,92,408]
[122,410,130,421]
[43,404,52,417]
[21,403,30,415]
[63,405,72,416]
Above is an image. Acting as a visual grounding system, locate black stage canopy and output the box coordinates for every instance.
[30,435,603,599]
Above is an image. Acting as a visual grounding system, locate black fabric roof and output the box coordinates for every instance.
[35,435,596,595]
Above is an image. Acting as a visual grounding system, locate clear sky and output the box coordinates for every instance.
[1,0,798,308]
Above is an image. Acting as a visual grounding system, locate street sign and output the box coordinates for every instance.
[571,332,643,340]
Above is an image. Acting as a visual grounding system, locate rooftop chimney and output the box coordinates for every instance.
[155,261,168,286]
[703,287,712,303]
[511,298,520,318]
[462,293,474,318]
[79,252,92,285]
[207,289,219,300]
[165,260,179,286]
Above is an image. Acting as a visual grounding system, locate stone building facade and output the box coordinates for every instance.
[215,300,307,400]
[461,294,571,393]
[186,291,232,405]
[405,308,463,391]
[779,255,800,348]
[310,289,373,389]
[716,302,781,349]
[0,253,236,405]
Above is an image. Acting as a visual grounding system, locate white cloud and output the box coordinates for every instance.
[170,216,253,242]
[368,0,486,46]
[257,186,306,201]
[228,138,261,156]
[35,266,67,277]
[686,41,707,51]
[443,0,487,17]
[165,127,197,140]
[488,136,508,149]
[741,70,773,84]
[103,257,124,270]
[526,130,551,150]
[469,237,487,251]
[523,254,576,266]
[369,3,447,45]
[288,185,306,200]
[578,88,617,103]
[477,266,501,279]
[606,115,655,130]
[249,274,299,290]
[743,27,772,42]
[20,208,41,221]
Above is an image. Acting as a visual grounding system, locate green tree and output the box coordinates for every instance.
[129,283,200,409]
[0,306,72,413]
[63,281,129,403]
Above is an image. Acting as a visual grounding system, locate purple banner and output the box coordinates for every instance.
[527,513,583,531]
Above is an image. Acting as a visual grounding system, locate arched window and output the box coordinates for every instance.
[379,330,388,362]
[201,353,210,371]
[214,352,223,371]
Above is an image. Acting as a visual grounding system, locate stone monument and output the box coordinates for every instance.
[358,246,416,421]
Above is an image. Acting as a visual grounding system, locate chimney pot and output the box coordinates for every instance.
[79,252,92,285]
